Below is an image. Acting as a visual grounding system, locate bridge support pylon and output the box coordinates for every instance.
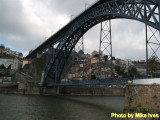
[98,20,113,79]
[145,25,160,77]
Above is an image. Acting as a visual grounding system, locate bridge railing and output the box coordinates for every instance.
[46,77,160,87]
[46,78,135,87]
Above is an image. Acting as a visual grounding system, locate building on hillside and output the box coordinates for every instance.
[126,59,133,68]
[0,77,12,84]
[22,59,32,68]
[115,59,133,68]
[121,59,127,68]
[0,46,23,58]
[70,65,79,74]
[4,48,11,55]
[85,53,91,59]
[140,60,145,63]
[115,59,121,66]
[0,45,5,54]
[0,57,22,70]
[91,58,98,64]
[137,68,146,75]
[17,53,23,58]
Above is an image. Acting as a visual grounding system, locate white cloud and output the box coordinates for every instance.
[0,0,159,60]
[23,51,29,57]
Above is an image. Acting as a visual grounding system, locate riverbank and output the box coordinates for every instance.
[123,84,160,120]
[0,86,125,96]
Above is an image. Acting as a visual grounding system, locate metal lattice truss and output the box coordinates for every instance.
[147,26,160,60]
[75,37,84,54]
[146,25,160,75]
[98,20,112,77]
[99,21,112,59]
[25,0,160,86]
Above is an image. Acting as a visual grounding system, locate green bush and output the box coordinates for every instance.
[129,107,138,112]
[137,104,142,107]
[140,107,151,113]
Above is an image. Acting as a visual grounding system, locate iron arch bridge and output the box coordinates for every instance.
[26,0,160,86]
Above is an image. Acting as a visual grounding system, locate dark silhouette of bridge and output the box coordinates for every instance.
[26,0,160,87]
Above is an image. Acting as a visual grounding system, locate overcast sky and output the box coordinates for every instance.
[0,0,159,60]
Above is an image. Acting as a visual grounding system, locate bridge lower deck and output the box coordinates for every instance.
[45,78,132,87]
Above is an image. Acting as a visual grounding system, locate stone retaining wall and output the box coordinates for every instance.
[124,84,160,113]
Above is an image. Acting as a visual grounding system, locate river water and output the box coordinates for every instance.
[0,94,124,120]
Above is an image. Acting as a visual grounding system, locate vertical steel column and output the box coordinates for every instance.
[45,48,49,67]
[72,47,75,80]
[55,59,58,83]
[144,0,148,77]
[82,36,85,80]
[159,2,160,29]
[44,48,50,85]
[98,22,103,77]
[98,20,112,79]
[70,15,75,81]
[145,24,149,77]
[43,46,54,86]
[110,20,113,79]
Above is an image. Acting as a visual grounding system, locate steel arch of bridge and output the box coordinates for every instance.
[26,0,160,86]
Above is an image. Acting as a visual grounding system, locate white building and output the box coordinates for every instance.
[0,57,22,70]
[126,59,133,68]
[22,59,32,68]
[137,68,146,75]
[3,47,23,58]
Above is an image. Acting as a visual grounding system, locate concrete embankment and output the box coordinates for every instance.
[40,86,125,96]
[0,87,18,94]
[61,86,125,96]
[124,84,160,114]
[0,86,125,96]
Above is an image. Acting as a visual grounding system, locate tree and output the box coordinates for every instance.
[92,50,98,57]
[0,73,2,77]
[104,55,108,62]
[112,56,115,60]
[148,56,158,73]
[93,54,99,58]
[128,66,138,78]
[78,50,84,55]
[0,64,6,70]
[115,65,125,75]
[8,64,11,69]
[0,44,5,48]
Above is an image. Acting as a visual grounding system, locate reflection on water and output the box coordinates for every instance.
[0,94,124,120]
